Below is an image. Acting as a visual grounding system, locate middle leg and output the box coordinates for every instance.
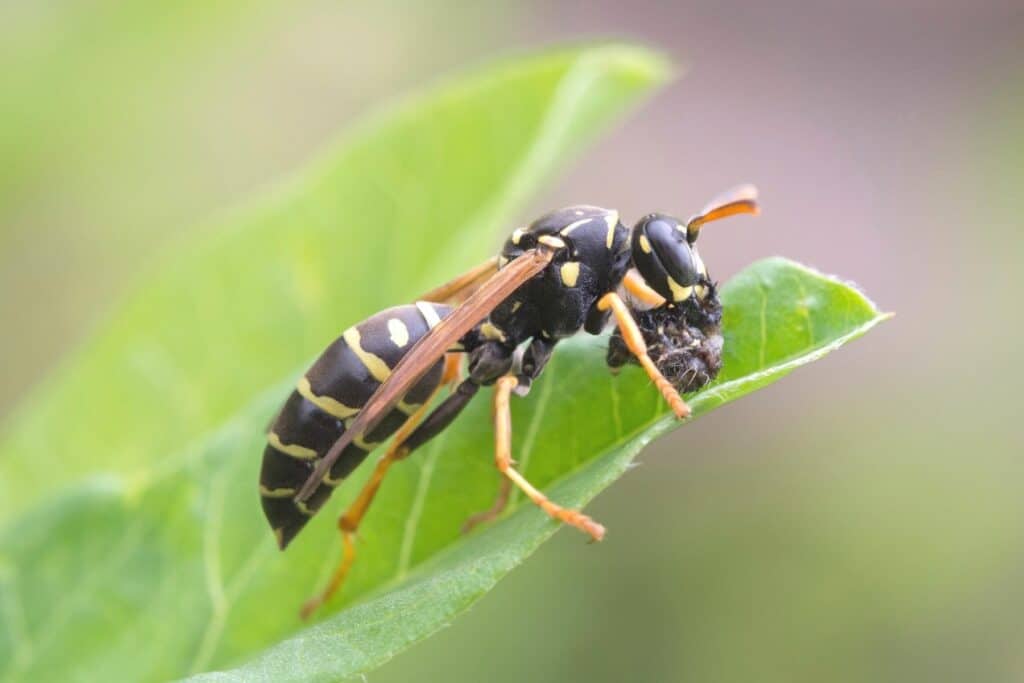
[463,335,557,532]
[489,375,605,541]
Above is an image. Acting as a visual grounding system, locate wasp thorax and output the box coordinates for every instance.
[631,214,703,303]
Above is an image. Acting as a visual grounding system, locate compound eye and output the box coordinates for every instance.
[632,215,699,302]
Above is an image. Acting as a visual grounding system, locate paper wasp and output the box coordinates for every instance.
[259,186,759,617]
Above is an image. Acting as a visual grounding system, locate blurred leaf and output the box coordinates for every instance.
[0,44,672,520]
[0,258,886,681]
[0,0,278,209]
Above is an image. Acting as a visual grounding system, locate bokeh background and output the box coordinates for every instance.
[2,1,1022,681]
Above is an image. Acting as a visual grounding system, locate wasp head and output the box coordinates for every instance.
[610,186,759,393]
[621,213,721,393]
[630,213,709,304]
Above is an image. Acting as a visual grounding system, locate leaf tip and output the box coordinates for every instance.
[557,41,675,92]
[584,43,676,88]
[754,256,888,319]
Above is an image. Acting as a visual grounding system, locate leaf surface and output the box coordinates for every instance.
[0,258,887,682]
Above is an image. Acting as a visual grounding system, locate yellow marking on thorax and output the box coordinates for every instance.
[511,228,526,245]
[511,301,522,313]
[415,301,443,328]
[666,276,694,302]
[297,376,360,419]
[538,235,566,249]
[560,261,580,287]
[387,318,410,348]
[260,485,297,498]
[559,217,590,236]
[639,234,652,253]
[343,327,392,382]
[267,432,318,460]
[481,322,507,342]
[605,211,620,249]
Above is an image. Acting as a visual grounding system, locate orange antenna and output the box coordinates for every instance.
[686,184,760,242]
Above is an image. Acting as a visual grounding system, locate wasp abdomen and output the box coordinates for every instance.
[259,302,451,549]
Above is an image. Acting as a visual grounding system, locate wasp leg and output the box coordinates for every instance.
[464,336,557,531]
[461,477,512,534]
[417,256,499,304]
[513,334,557,395]
[489,375,605,541]
[299,388,442,620]
[622,268,668,307]
[597,292,691,419]
[442,351,463,390]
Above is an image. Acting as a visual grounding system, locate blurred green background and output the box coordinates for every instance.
[2,1,1022,681]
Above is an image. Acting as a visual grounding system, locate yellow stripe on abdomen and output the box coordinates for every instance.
[267,432,318,460]
[343,327,392,383]
[297,376,360,419]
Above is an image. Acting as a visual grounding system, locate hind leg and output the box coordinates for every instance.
[418,256,499,304]
[299,393,438,619]
[299,356,468,618]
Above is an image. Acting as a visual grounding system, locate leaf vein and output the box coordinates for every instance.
[396,433,447,579]
[189,471,230,674]
[513,368,555,501]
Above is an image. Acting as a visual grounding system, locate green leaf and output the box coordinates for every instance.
[0,258,887,682]
[0,43,672,520]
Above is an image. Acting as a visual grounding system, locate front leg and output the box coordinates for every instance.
[598,292,691,419]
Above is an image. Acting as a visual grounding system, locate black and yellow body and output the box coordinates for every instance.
[259,302,452,549]
[258,186,759,617]
[492,205,631,341]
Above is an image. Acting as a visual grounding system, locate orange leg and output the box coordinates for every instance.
[461,476,512,534]
[417,256,499,304]
[299,387,439,619]
[442,351,463,389]
[487,376,605,541]
[598,292,691,419]
[622,268,667,307]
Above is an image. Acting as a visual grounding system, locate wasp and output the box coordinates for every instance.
[259,186,759,617]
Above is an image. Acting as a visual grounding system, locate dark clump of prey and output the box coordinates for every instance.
[607,283,723,394]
